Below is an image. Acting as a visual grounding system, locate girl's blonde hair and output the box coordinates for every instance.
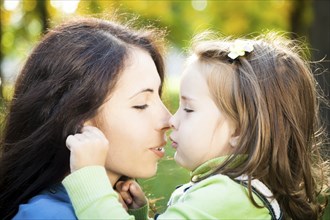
[191,32,329,219]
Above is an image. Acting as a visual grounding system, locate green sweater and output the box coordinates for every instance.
[62,157,273,219]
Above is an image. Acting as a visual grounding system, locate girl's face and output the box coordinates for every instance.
[96,48,171,179]
[170,58,235,171]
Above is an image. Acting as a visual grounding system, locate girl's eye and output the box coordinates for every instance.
[133,104,148,110]
[184,108,194,113]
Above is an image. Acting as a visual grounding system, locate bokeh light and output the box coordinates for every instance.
[4,0,21,11]
[50,0,80,14]
[191,0,207,11]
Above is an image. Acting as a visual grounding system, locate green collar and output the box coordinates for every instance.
[191,155,247,182]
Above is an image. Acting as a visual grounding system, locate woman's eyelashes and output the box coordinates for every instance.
[184,107,194,113]
[133,104,149,110]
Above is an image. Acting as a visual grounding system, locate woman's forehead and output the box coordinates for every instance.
[111,48,161,99]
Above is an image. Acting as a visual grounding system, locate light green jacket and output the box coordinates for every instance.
[62,158,271,219]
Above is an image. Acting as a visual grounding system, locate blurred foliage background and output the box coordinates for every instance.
[0,0,329,218]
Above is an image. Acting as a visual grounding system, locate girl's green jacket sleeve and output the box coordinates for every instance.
[62,166,148,220]
[62,166,270,220]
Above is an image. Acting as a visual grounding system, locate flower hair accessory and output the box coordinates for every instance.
[228,40,254,60]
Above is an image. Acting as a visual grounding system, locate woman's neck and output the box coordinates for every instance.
[105,170,121,187]
[64,169,121,188]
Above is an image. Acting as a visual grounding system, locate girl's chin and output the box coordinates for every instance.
[174,159,184,169]
[173,153,183,166]
[174,155,192,171]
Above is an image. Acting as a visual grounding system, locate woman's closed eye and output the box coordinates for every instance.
[133,104,149,110]
[184,108,194,113]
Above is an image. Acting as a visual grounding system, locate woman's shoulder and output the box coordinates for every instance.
[13,184,76,220]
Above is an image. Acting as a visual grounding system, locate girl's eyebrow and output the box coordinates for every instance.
[130,88,154,99]
[181,95,196,101]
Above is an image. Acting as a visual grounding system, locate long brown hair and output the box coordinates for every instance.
[0,17,166,219]
[191,32,329,219]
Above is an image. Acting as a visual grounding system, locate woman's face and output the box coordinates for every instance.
[96,48,171,179]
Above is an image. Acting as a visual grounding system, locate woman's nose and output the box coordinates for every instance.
[169,110,178,130]
[159,102,172,131]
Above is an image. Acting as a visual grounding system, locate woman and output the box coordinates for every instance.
[0,17,170,219]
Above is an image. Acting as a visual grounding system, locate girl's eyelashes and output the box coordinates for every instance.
[133,104,149,110]
[184,108,194,113]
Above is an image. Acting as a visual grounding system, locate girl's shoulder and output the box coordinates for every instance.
[169,174,271,219]
[171,174,243,199]
[189,174,272,206]
[189,174,247,195]
[13,184,76,220]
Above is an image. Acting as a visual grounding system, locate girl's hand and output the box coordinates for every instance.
[66,126,109,173]
[115,180,147,209]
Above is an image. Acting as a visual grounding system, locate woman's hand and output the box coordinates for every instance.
[115,180,148,210]
[66,126,109,173]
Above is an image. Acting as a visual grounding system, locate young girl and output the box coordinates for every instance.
[63,32,329,220]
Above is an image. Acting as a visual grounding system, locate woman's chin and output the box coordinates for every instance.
[132,166,158,179]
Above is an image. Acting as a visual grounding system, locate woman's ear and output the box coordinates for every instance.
[84,119,95,126]
[229,127,240,148]
[229,136,239,148]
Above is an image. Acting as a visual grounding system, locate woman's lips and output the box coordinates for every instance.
[150,142,166,158]
[150,147,165,158]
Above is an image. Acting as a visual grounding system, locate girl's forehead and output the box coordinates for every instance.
[181,58,205,81]
[180,62,209,98]
[185,54,199,66]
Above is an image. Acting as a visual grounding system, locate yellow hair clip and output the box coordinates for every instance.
[228,40,254,60]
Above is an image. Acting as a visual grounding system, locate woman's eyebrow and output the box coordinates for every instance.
[130,88,154,99]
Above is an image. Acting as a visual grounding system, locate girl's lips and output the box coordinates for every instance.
[171,141,178,149]
[169,137,178,149]
[150,147,165,158]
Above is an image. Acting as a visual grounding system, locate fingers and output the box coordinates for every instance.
[117,192,128,211]
[66,126,109,148]
[66,135,79,150]
[66,125,109,172]
[122,180,133,192]
[82,126,107,140]
[129,182,145,200]
[129,183,141,195]
[116,181,133,205]
[115,181,124,191]
[122,180,141,195]
[127,181,147,207]
[116,180,147,209]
